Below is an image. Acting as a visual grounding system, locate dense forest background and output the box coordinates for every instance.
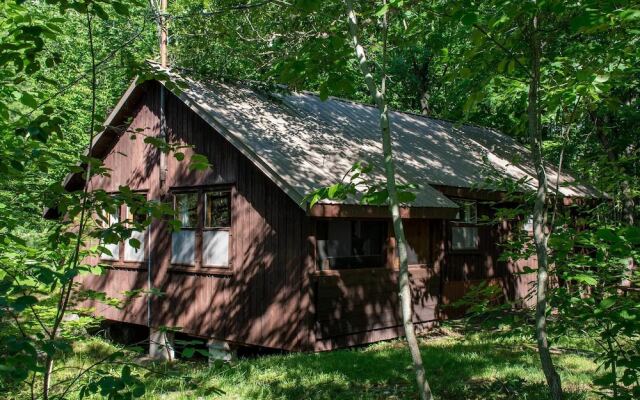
[3,0,638,228]
[1,0,639,399]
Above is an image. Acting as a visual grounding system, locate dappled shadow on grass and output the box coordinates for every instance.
[134,332,596,400]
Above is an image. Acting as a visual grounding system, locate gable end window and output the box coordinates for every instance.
[451,199,479,251]
[170,189,232,268]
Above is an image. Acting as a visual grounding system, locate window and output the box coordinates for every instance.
[175,193,198,228]
[522,215,534,233]
[171,192,198,265]
[455,200,477,223]
[203,191,231,267]
[316,220,388,270]
[170,189,232,268]
[451,199,479,251]
[100,210,120,261]
[123,205,146,262]
[205,191,231,228]
[98,197,148,263]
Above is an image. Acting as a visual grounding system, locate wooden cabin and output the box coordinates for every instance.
[48,69,598,352]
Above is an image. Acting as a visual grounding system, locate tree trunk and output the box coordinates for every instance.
[527,14,563,400]
[345,2,432,399]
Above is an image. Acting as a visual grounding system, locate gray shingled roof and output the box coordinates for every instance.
[54,67,599,216]
[169,70,598,210]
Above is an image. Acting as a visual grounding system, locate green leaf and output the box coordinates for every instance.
[571,273,597,286]
[595,228,620,243]
[12,295,38,312]
[461,13,478,26]
[182,347,195,358]
[327,183,341,199]
[112,2,130,16]
[128,238,141,249]
[599,297,616,309]
[188,154,212,171]
[375,4,390,17]
[623,227,640,244]
[20,92,38,108]
[618,309,635,320]
[295,0,322,13]
[397,190,416,203]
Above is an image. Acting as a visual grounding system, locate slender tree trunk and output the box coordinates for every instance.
[345,2,432,399]
[527,13,563,400]
[43,11,99,399]
[420,90,430,117]
[621,180,635,226]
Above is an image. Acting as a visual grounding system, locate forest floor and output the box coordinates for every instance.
[52,318,598,400]
[28,320,602,399]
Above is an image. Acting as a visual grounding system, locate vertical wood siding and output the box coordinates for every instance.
[156,86,311,350]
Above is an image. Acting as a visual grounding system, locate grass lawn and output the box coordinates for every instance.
[31,321,602,400]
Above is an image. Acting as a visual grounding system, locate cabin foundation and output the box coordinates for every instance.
[149,329,175,361]
[207,339,236,364]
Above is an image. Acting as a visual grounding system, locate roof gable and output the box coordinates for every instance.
[56,67,600,215]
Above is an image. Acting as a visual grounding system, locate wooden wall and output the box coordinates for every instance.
[78,80,536,352]
[80,82,315,351]
[312,204,537,348]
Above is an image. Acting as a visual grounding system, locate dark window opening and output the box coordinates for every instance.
[205,191,231,228]
[316,220,388,270]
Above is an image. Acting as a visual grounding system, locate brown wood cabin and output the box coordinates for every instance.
[46,69,598,352]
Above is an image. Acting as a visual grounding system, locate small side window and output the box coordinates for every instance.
[100,209,120,261]
[123,205,146,262]
[451,199,479,251]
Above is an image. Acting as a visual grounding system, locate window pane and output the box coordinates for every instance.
[203,230,229,266]
[123,205,146,262]
[317,220,387,270]
[124,230,146,262]
[100,210,120,261]
[125,204,146,224]
[171,230,196,265]
[175,193,198,228]
[454,199,477,223]
[451,226,479,250]
[205,191,230,228]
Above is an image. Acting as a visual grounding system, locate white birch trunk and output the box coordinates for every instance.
[345,2,432,399]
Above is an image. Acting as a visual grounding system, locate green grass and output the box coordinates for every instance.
[26,323,603,400]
